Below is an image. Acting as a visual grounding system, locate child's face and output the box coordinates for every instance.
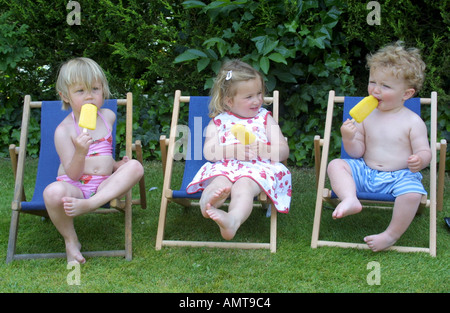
[226,78,263,118]
[368,67,415,112]
[62,80,104,113]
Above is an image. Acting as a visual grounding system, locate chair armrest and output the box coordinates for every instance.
[9,144,19,177]
[160,135,169,176]
[437,139,447,211]
[133,140,146,210]
[314,135,323,187]
[9,144,27,204]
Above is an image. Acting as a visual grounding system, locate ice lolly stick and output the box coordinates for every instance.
[349,95,378,123]
[231,124,256,145]
[79,103,97,133]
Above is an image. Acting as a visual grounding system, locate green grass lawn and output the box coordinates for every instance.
[0,158,448,293]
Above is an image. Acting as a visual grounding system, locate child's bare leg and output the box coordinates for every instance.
[327,159,362,219]
[199,176,232,218]
[63,159,144,217]
[364,193,422,252]
[43,181,86,264]
[206,177,261,240]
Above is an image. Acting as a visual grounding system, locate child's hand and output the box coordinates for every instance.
[407,154,422,173]
[340,119,357,140]
[249,140,270,160]
[73,132,93,155]
[114,156,130,171]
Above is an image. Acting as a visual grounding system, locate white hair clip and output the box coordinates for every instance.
[225,70,232,80]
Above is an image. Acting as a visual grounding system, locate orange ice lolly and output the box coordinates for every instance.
[231,124,256,145]
[349,95,378,123]
[79,103,97,132]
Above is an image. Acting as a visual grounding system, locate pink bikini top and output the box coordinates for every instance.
[72,111,113,157]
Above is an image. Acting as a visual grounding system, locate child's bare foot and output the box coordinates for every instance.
[207,187,231,209]
[364,232,398,252]
[63,197,94,217]
[66,241,85,264]
[206,204,239,240]
[332,197,362,219]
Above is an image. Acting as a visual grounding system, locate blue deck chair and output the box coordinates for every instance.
[156,90,280,252]
[311,90,446,256]
[7,93,146,263]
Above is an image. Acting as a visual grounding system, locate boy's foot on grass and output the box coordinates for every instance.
[332,197,362,219]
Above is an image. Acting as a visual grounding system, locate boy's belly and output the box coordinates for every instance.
[364,150,410,172]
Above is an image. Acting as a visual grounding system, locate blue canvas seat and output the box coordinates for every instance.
[311,90,446,256]
[7,93,146,263]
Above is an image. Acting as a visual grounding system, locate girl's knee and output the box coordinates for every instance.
[232,178,260,196]
[123,159,144,177]
[131,160,144,177]
[43,182,67,205]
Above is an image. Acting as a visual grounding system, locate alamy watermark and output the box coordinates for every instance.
[67,261,81,285]
[367,1,381,25]
[366,261,381,285]
[67,1,81,26]
[172,121,285,161]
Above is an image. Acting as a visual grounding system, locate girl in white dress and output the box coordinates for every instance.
[186,60,291,240]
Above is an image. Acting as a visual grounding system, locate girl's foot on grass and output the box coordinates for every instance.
[66,241,85,264]
[205,204,239,240]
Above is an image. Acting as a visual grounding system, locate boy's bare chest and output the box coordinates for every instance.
[364,120,411,147]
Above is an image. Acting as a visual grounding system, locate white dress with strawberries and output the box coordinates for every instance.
[186,108,291,213]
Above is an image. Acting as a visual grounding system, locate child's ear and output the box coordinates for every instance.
[59,91,70,103]
[403,88,416,100]
[224,96,233,109]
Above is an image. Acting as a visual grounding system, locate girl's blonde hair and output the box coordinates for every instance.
[366,41,426,94]
[56,57,111,110]
[209,59,265,117]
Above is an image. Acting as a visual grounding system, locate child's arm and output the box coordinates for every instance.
[341,119,365,158]
[407,119,431,172]
[252,114,289,162]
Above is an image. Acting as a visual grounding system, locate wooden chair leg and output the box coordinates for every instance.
[155,198,168,250]
[125,190,132,261]
[6,210,20,264]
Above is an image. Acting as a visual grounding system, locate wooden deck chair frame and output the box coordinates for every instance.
[311,90,446,257]
[156,90,280,252]
[7,92,146,263]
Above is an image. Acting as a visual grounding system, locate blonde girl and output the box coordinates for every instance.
[187,59,291,240]
[43,57,144,264]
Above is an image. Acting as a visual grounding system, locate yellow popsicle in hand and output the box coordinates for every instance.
[231,124,256,145]
[79,103,97,132]
[349,95,378,123]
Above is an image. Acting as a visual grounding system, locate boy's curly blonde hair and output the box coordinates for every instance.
[209,59,266,117]
[56,57,111,110]
[366,41,426,94]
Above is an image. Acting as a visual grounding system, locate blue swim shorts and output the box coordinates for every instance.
[344,158,427,197]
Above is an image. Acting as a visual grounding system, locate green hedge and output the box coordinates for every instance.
[1,0,448,169]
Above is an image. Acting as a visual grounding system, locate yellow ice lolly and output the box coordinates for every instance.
[231,124,256,145]
[79,103,97,132]
[349,95,378,123]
